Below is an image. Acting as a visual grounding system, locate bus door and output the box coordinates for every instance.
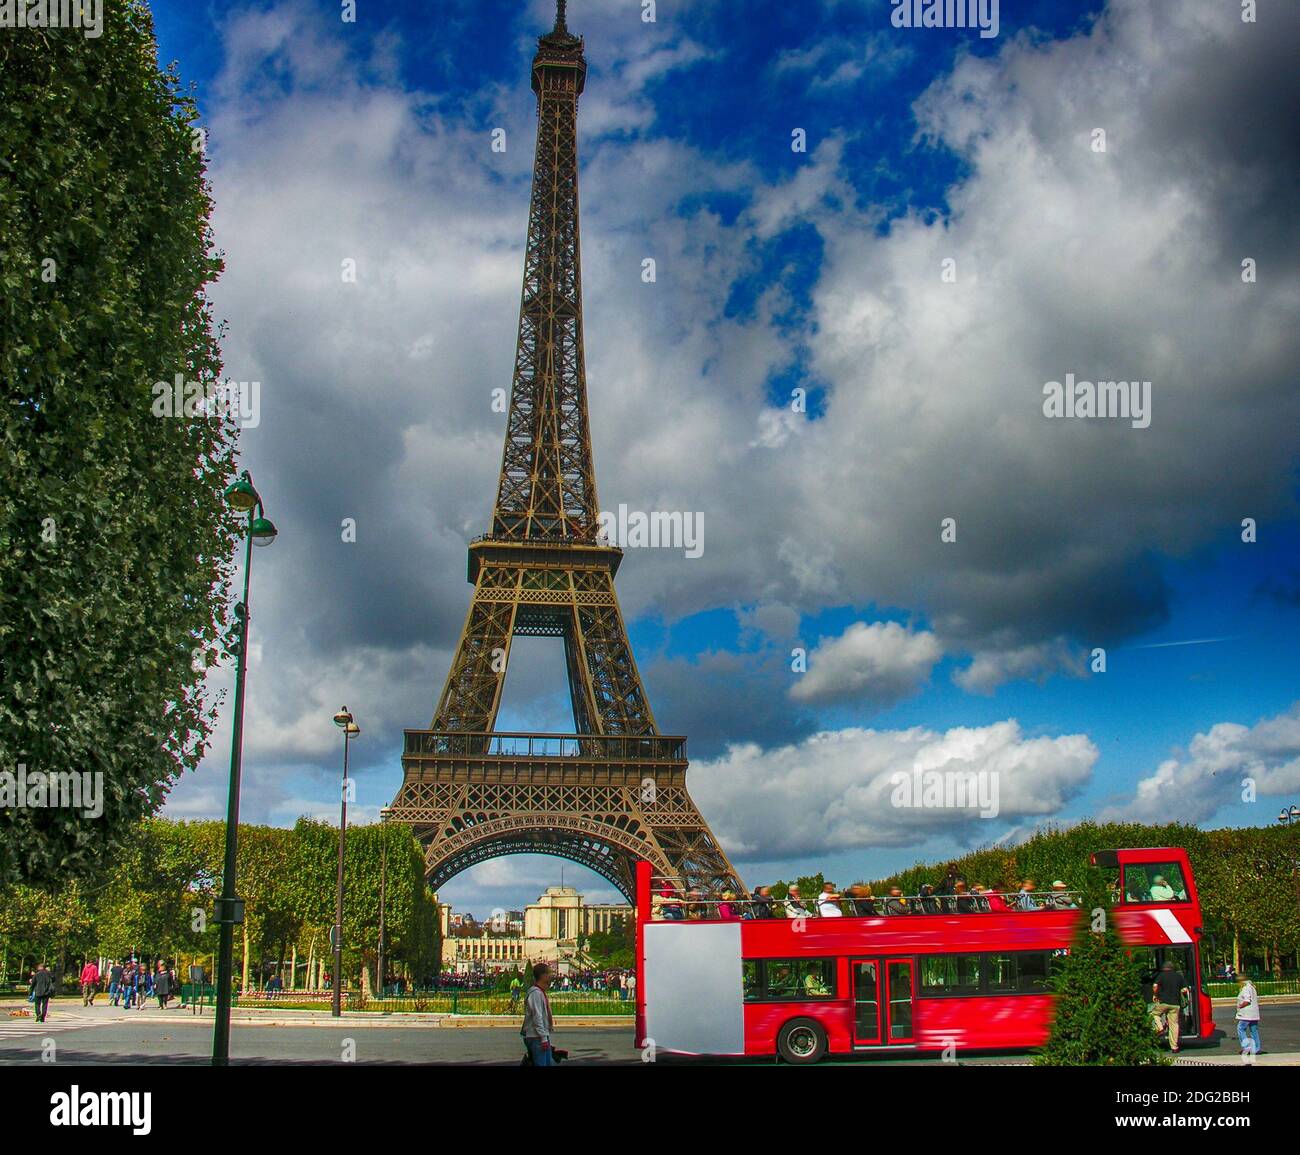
[851,958,916,1046]
[1133,944,1201,1038]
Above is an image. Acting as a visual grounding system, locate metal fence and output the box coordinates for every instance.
[205,987,633,1015]
[349,989,633,1015]
[1203,976,1300,998]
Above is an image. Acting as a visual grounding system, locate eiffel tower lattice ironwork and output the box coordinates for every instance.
[388,3,744,903]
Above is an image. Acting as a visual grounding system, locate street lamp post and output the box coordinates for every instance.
[332,707,360,1017]
[212,471,277,1067]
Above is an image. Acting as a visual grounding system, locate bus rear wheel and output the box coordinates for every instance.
[777,1018,827,1064]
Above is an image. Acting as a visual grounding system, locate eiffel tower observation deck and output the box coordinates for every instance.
[388,1,744,902]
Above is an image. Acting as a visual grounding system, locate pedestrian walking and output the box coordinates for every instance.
[80,958,100,1006]
[1235,972,1261,1056]
[521,963,556,1067]
[155,961,172,1009]
[1151,960,1189,1053]
[108,959,123,1006]
[31,963,56,1023]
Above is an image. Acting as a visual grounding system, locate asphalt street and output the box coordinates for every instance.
[1,1001,1295,1066]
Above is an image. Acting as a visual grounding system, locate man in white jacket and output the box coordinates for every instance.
[1236,972,1261,1056]
[522,962,556,1066]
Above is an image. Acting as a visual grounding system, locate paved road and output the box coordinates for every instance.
[1,1001,1295,1065]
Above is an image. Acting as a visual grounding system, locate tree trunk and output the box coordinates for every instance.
[1232,928,1241,971]
[290,944,297,991]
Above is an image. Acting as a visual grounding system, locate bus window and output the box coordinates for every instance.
[987,954,1016,993]
[1017,952,1050,992]
[920,954,982,995]
[752,959,837,1001]
[1122,862,1189,903]
[797,959,836,998]
[766,961,797,999]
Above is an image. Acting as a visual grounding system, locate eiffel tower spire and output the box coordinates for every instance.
[389,4,743,903]
[494,2,590,541]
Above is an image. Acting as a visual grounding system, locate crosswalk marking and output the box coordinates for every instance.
[0,1010,107,1040]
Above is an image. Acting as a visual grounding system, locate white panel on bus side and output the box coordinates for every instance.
[643,921,744,1055]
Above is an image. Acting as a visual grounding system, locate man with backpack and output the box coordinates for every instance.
[1152,960,1190,1053]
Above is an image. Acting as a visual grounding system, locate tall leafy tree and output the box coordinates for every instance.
[0,2,238,886]
[1037,873,1167,1066]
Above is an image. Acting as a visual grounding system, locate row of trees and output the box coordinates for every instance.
[0,818,441,991]
[769,821,1300,976]
[0,0,240,888]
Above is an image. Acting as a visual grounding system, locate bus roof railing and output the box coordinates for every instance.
[647,885,1090,916]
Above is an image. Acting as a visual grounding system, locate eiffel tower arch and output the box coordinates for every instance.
[388,2,743,903]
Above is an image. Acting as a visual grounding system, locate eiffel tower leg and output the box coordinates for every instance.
[567,570,656,735]
[640,778,746,896]
[431,567,519,736]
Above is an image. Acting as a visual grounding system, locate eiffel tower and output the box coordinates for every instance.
[388,1,743,903]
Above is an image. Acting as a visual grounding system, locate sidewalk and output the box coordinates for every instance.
[1175,1051,1300,1066]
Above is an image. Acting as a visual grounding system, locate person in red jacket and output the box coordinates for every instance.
[976,884,1007,912]
[80,959,101,1006]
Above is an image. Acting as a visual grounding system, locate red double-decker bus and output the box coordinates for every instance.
[634,848,1213,1062]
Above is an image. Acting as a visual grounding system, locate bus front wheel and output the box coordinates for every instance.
[777,1018,827,1064]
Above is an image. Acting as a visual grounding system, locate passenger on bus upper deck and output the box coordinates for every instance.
[849,885,878,917]
[784,885,813,920]
[749,885,777,919]
[884,887,908,915]
[685,888,707,920]
[914,884,942,915]
[717,891,742,920]
[976,884,1006,912]
[652,883,684,920]
[818,884,844,918]
[1047,881,1077,910]
[936,861,967,913]
[1014,880,1039,911]
[954,880,977,914]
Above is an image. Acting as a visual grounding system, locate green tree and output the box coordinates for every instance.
[0,1,238,887]
[585,916,634,969]
[1037,873,1167,1066]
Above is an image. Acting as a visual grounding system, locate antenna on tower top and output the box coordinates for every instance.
[554,0,567,34]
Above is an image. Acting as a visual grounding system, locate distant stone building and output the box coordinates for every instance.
[437,885,633,973]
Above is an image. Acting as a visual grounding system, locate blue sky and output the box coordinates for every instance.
[152,0,1300,915]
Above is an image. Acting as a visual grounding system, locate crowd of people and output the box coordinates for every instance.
[420,966,634,997]
[652,863,1084,921]
[535,967,632,993]
[77,958,177,1009]
[22,957,180,1019]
